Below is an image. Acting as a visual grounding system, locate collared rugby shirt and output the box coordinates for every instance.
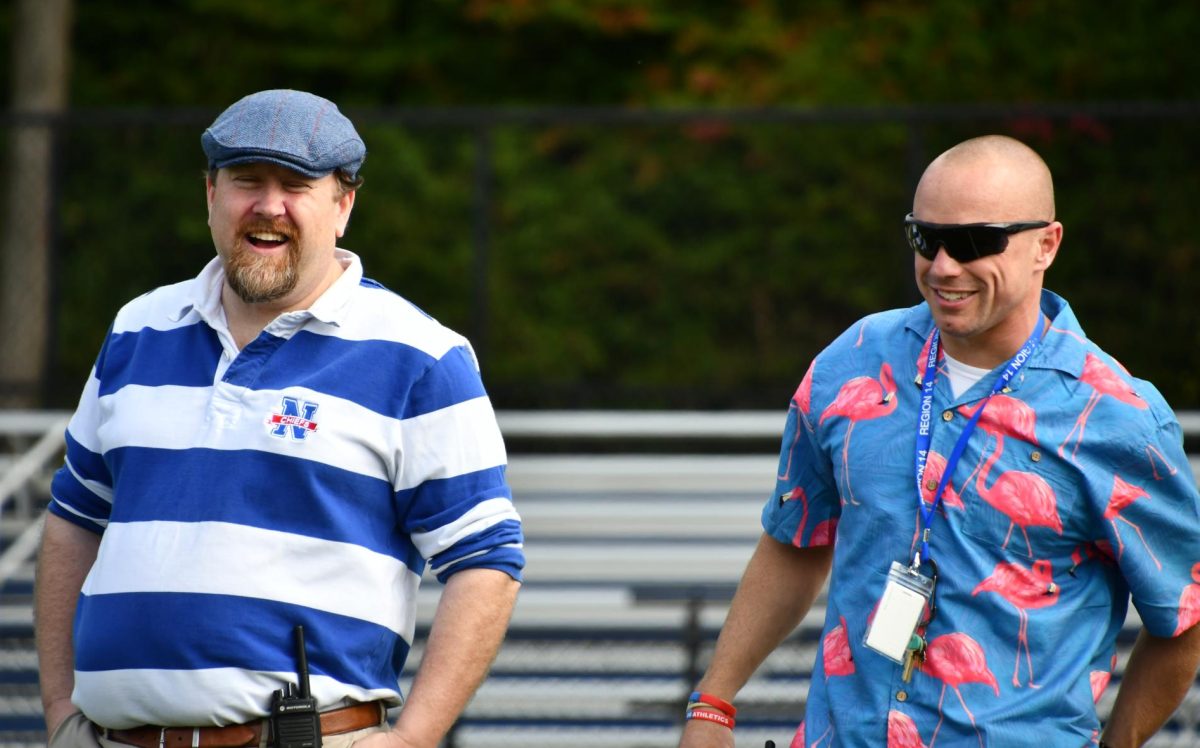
[766,290,1200,748]
[50,250,523,728]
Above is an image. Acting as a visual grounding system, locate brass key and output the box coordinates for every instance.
[901,634,926,683]
[901,649,916,682]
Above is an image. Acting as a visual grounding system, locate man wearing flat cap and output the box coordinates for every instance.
[37,89,524,748]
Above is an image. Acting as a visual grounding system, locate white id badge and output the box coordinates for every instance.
[864,561,936,662]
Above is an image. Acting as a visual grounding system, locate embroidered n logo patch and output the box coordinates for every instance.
[267,397,319,440]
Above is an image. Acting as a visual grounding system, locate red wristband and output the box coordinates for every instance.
[689,690,737,717]
[686,709,735,729]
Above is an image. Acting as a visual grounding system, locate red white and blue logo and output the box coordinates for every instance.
[267,397,319,440]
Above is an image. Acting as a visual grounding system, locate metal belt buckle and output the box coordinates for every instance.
[157,727,201,748]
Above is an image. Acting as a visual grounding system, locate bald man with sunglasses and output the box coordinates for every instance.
[680,135,1200,748]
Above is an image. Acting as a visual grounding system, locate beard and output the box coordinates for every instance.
[222,221,301,304]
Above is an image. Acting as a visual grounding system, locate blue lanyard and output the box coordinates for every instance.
[912,318,1044,567]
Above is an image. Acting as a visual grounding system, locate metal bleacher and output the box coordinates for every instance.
[2,410,1200,747]
[414,412,812,746]
[0,411,70,748]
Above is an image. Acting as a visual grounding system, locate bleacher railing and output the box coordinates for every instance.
[3,407,1199,583]
[3,410,1200,746]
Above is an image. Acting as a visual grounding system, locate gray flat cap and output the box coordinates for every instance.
[201,89,366,179]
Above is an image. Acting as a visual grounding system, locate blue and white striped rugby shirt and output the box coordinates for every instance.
[49,250,524,728]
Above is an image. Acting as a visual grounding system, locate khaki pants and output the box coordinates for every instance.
[50,711,390,748]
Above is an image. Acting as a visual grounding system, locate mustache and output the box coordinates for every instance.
[238,219,296,240]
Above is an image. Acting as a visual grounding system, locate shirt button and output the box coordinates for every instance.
[1031,450,1042,462]
[925,480,937,491]
[942,410,953,422]
[896,690,908,702]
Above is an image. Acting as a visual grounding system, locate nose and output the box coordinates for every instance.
[252,182,287,217]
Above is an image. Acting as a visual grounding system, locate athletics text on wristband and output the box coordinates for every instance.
[689,690,737,717]
[686,709,735,729]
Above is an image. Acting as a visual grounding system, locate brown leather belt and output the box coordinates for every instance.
[103,700,384,748]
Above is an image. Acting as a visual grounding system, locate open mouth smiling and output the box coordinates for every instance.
[246,231,289,250]
[935,289,974,302]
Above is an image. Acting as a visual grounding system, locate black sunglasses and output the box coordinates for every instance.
[904,213,1050,263]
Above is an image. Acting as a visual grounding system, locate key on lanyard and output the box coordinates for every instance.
[901,634,926,682]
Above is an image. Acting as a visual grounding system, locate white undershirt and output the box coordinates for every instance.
[943,352,993,398]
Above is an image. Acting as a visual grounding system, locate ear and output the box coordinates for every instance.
[334,189,356,238]
[1034,221,1063,272]
[205,173,216,225]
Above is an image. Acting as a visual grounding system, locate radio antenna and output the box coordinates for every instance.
[294,625,312,699]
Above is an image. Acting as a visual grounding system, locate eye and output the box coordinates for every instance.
[284,180,314,192]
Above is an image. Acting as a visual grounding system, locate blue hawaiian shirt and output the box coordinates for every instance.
[764,290,1200,748]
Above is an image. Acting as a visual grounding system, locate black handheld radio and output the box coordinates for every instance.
[270,625,322,748]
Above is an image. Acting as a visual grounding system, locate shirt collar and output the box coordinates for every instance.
[167,249,363,329]
[307,248,363,326]
[903,289,1088,389]
[1025,289,1088,379]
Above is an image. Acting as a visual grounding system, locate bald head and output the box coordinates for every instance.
[914,135,1056,223]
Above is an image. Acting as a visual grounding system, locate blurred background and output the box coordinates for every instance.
[2,0,1199,412]
[2,1,1200,746]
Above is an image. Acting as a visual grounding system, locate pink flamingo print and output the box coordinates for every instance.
[1104,475,1162,571]
[1068,542,1114,577]
[921,450,966,511]
[781,489,837,549]
[1145,444,1179,480]
[1059,353,1147,460]
[819,362,898,505]
[796,720,835,748]
[782,487,809,546]
[799,718,836,748]
[822,615,855,677]
[1090,654,1118,703]
[855,319,871,347]
[961,394,1037,444]
[921,632,999,748]
[810,517,838,546]
[914,331,941,380]
[778,362,816,480]
[912,450,964,554]
[958,393,1037,487]
[975,430,1062,558]
[795,361,814,415]
[1047,323,1088,346]
[1174,562,1200,636]
[888,710,928,748]
[971,559,1060,687]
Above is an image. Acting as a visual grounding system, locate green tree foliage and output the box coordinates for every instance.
[6,0,1199,408]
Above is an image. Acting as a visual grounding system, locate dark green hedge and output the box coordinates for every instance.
[5,1,1199,409]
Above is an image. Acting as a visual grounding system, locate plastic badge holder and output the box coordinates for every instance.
[864,561,935,663]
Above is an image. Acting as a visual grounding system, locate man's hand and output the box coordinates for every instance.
[35,514,101,736]
[351,728,425,748]
[41,697,80,741]
[376,568,519,747]
[675,536,831,748]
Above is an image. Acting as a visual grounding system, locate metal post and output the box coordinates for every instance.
[471,126,493,364]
